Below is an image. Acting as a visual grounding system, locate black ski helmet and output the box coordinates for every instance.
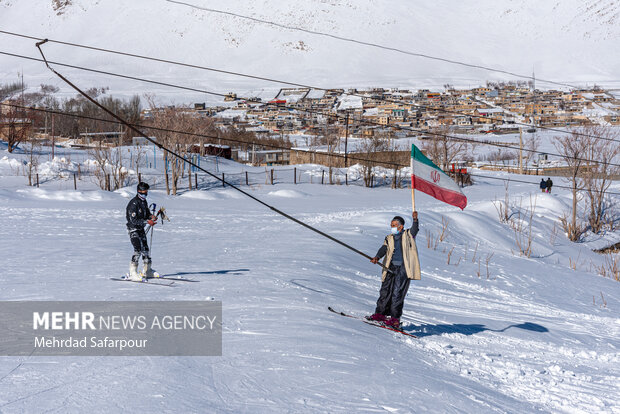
[137,182,150,193]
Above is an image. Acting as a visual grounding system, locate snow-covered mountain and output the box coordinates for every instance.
[1,0,619,100]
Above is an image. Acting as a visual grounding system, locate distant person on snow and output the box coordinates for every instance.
[126,182,158,281]
[546,178,553,193]
[539,179,547,193]
[369,212,421,329]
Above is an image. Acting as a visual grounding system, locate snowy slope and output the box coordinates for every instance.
[0,143,619,412]
[1,0,619,100]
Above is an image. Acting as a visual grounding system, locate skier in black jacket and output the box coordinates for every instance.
[126,182,158,281]
[539,179,547,193]
[545,178,553,193]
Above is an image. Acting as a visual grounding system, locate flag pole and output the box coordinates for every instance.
[411,144,416,213]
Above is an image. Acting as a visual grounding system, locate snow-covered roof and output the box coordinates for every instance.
[581,103,617,117]
[214,109,248,119]
[337,95,363,110]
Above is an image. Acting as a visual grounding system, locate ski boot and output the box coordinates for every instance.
[142,261,159,279]
[366,313,387,322]
[385,317,401,330]
[128,262,142,282]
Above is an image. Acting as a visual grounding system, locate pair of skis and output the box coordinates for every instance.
[110,275,199,287]
[328,307,417,338]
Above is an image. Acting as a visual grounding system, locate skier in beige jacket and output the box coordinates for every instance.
[369,211,420,329]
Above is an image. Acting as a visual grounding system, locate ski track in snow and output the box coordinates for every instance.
[0,159,619,412]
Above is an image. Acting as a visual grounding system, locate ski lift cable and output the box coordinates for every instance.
[34,39,394,275]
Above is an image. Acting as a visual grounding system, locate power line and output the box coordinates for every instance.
[0,50,230,99]
[0,30,614,141]
[163,0,601,90]
[6,101,620,197]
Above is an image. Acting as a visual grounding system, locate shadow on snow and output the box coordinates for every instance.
[406,322,549,338]
[161,269,250,277]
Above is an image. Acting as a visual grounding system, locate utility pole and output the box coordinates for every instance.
[20,71,24,107]
[44,110,48,159]
[344,114,349,168]
[519,128,523,174]
[51,112,55,160]
[531,67,537,129]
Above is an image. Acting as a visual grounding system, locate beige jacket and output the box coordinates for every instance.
[379,227,421,282]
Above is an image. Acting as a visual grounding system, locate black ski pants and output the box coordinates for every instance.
[374,264,411,319]
[129,228,151,264]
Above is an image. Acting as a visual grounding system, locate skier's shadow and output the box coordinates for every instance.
[406,322,548,338]
[161,269,250,277]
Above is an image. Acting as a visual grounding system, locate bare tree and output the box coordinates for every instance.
[358,131,390,187]
[580,126,620,233]
[110,140,129,191]
[24,138,41,186]
[2,106,32,153]
[485,147,517,165]
[89,143,112,190]
[52,88,140,140]
[88,142,127,191]
[1,81,58,152]
[523,134,541,170]
[133,141,148,178]
[0,82,22,101]
[492,180,511,223]
[318,124,340,184]
[149,107,204,195]
[422,125,469,171]
[553,129,589,241]
[512,195,537,257]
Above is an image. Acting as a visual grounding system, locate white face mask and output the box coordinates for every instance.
[390,227,399,235]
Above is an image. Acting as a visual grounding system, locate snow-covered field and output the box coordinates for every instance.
[0,143,618,413]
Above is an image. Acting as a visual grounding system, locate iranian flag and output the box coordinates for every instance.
[411,144,467,210]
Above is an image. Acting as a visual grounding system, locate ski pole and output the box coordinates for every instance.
[147,207,166,250]
[149,222,154,257]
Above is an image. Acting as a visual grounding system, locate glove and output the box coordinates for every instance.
[147,218,157,226]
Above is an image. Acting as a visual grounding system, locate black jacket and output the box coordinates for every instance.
[126,194,151,231]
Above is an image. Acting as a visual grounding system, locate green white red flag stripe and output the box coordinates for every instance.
[411,144,467,210]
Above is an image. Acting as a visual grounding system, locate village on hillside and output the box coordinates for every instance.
[1,82,619,176]
[203,83,620,137]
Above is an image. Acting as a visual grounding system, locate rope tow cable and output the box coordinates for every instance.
[34,39,393,275]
